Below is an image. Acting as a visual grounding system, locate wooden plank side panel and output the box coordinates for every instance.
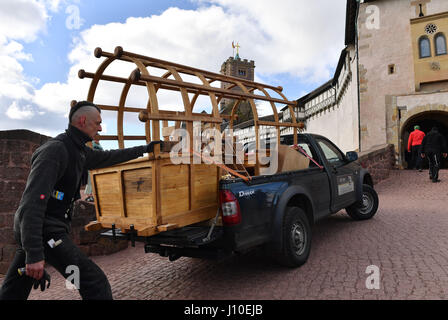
[160,164,189,218]
[192,164,218,209]
[122,168,154,223]
[94,172,122,218]
[161,205,218,227]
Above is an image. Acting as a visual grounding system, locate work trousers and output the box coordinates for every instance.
[410,145,423,170]
[427,152,442,182]
[0,232,112,300]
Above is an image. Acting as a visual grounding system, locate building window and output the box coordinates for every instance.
[238,69,246,76]
[425,23,438,35]
[388,64,395,74]
[435,33,447,56]
[419,36,431,58]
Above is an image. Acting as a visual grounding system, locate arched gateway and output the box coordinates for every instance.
[400,110,448,168]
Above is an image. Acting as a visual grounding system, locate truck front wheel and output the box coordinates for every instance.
[346,184,379,220]
[277,207,312,268]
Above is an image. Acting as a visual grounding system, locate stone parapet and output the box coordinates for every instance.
[357,144,396,184]
[71,201,128,257]
[0,130,51,274]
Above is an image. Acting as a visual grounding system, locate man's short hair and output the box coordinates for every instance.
[69,101,101,123]
[414,125,420,130]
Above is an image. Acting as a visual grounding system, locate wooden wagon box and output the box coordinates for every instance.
[85,154,220,237]
[78,46,302,237]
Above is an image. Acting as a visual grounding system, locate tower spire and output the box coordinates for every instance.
[232,41,241,59]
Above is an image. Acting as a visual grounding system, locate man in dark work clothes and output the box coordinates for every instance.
[421,126,448,183]
[0,101,162,300]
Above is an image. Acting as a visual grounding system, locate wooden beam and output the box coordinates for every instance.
[117,171,127,218]
[97,104,237,120]
[105,46,283,92]
[156,223,178,232]
[97,104,144,113]
[132,70,297,106]
[84,221,103,232]
[79,70,249,102]
[97,135,146,141]
[138,110,223,123]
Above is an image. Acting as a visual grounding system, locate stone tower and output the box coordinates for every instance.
[220,53,255,111]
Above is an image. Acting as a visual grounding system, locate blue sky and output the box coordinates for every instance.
[22,0,199,86]
[0,0,346,149]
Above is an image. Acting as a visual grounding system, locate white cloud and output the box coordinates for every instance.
[42,0,64,13]
[0,40,33,61]
[196,0,345,80]
[0,55,35,100]
[0,0,48,42]
[256,101,276,117]
[33,77,89,115]
[0,1,347,138]
[6,101,34,120]
[0,0,52,102]
[0,0,68,134]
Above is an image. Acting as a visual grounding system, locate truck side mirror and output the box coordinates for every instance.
[346,151,358,162]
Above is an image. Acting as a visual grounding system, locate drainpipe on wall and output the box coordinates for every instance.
[355,0,362,152]
[397,105,408,168]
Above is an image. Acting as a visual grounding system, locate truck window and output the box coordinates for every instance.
[316,138,346,167]
[298,143,312,156]
[290,139,322,168]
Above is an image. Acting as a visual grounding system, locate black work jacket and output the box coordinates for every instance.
[421,130,448,154]
[14,125,147,264]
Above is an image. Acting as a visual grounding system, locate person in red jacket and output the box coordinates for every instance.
[407,125,425,171]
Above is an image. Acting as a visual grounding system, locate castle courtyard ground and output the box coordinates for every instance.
[1,169,448,300]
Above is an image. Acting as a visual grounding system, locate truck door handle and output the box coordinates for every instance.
[332,166,338,174]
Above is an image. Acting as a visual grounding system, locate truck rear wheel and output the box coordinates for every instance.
[346,184,379,220]
[276,207,312,268]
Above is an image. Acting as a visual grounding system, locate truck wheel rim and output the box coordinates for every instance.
[291,222,306,255]
[359,192,374,215]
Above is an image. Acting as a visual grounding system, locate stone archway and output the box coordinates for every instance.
[400,110,448,168]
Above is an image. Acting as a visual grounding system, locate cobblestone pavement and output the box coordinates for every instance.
[2,169,448,300]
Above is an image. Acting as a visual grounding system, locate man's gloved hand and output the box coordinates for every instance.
[146,140,164,154]
[32,270,51,292]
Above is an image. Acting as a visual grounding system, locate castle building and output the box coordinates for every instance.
[219,47,255,111]
[358,0,448,167]
[293,0,448,168]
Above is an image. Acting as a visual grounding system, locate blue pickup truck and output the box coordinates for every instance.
[117,133,379,268]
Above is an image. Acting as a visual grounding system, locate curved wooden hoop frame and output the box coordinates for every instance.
[78,46,303,166]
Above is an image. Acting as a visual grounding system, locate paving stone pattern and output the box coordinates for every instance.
[2,169,448,300]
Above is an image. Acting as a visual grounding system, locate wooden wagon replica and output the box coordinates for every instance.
[80,46,304,237]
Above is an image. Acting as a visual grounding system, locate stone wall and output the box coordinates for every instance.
[71,201,128,257]
[0,130,127,275]
[305,46,359,153]
[357,144,396,184]
[0,130,51,274]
